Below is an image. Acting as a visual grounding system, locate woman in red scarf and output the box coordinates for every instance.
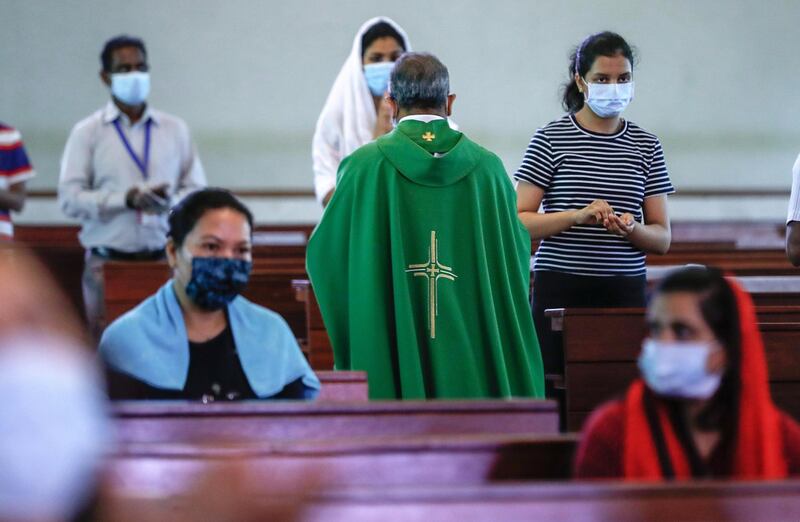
[574,266,800,479]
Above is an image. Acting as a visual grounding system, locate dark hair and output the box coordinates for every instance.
[361,21,405,58]
[562,31,636,113]
[389,52,449,111]
[168,188,254,247]
[100,35,147,72]
[655,266,741,432]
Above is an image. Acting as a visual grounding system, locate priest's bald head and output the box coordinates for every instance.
[387,52,456,120]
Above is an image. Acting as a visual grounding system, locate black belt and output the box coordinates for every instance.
[91,246,166,261]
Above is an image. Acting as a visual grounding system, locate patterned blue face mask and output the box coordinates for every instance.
[185,256,252,310]
[363,61,395,97]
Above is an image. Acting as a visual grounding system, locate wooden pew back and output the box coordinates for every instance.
[110,433,578,495]
[293,279,333,369]
[112,400,560,444]
[547,307,800,430]
[105,480,800,521]
[103,260,307,340]
[315,371,368,401]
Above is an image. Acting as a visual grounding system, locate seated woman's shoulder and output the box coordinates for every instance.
[581,398,625,438]
[236,297,284,321]
[574,399,626,479]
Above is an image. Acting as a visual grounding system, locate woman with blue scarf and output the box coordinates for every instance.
[100,188,320,400]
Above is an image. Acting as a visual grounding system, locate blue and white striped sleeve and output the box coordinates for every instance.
[514,129,555,190]
[644,138,675,198]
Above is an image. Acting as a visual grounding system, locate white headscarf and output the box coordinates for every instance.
[312,16,411,204]
[0,333,112,521]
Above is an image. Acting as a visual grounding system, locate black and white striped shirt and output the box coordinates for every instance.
[514,114,674,277]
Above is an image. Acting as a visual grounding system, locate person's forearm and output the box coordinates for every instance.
[0,189,25,212]
[627,223,671,254]
[518,210,580,240]
[58,182,128,220]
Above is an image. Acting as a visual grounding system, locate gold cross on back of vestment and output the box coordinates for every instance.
[405,230,457,339]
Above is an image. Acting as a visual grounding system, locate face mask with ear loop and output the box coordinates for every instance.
[638,338,724,399]
[111,71,150,106]
[574,42,634,118]
[364,61,395,97]
[583,80,635,118]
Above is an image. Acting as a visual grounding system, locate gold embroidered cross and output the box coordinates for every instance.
[421,131,435,142]
[405,231,457,339]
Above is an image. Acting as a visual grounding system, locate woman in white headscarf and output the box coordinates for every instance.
[312,17,411,206]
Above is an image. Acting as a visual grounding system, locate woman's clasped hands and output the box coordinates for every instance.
[576,199,635,237]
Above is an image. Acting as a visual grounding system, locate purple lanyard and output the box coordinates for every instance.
[113,118,152,179]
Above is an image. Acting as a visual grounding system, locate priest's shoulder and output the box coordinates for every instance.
[467,137,509,176]
[339,141,385,170]
[334,141,387,186]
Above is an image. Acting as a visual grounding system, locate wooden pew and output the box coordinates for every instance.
[109,433,578,495]
[316,371,368,401]
[647,254,797,276]
[292,271,800,375]
[670,220,785,248]
[13,223,313,329]
[731,276,800,306]
[112,400,560,444]
[293,278,333,369]
[105,479,800,521]
[646,273,800,307]
[103,260,308,342]
[12,225,85,320]
[547,307,800,430]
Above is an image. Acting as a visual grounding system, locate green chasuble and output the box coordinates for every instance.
[307,118,544,399]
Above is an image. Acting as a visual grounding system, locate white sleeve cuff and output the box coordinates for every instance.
[787,153,800,224]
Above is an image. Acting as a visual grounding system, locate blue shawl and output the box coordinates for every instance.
[99,281,320,398]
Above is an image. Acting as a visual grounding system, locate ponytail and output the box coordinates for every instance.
[562,49,585,113]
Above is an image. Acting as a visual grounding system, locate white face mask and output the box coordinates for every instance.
[0,333,111,520]
[584,80,634,118]
[638,338,723,399]
[111,71,150,106]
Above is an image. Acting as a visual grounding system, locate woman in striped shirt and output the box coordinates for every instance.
[515,32,674,394]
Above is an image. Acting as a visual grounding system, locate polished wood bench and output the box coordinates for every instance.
[109,433,579,495]
[112,400,560,444]
[12,225,85,320]
[105,479,800,521]
[13,224,313,329]
[316,371,368,401]
[645,273,800,307]
[547,307,800,430]
[293,278,333,369]
[103,260,308,341]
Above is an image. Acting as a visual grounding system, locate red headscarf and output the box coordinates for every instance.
[623,278,787,479]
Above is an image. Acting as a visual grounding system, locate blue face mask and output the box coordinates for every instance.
[638,338,723,399]
[185,256,252,311]
[364,61,395,97]
[111,72,150,106]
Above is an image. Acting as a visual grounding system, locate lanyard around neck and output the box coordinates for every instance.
[113,118,152,179]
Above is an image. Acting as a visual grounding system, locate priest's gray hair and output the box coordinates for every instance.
[389,52,449,110]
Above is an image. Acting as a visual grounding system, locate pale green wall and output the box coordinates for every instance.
[3,0,798,221]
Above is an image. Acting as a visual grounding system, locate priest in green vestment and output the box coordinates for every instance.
[306,52,544,399]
